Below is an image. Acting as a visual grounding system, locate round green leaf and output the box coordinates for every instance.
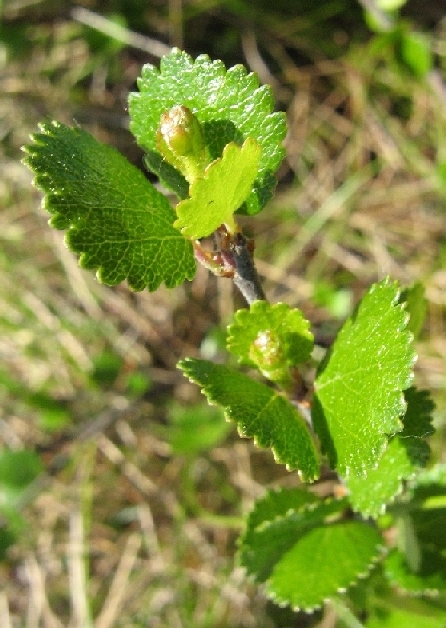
[267,521,384,611]
[227,301,314,373]
[129,49,286,215]
[239,497,348,585]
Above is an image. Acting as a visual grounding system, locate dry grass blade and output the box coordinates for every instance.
[94,533,142,628]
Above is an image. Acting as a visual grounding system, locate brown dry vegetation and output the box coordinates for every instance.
[1,1,446,626]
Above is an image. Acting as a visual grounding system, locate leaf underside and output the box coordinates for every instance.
[129,48,287,215]
[312,278,416,478]
[23,121,196,291]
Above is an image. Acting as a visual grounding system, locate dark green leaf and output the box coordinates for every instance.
[239,494,381,612]
[178,358,319,480]
[23,121,196,291]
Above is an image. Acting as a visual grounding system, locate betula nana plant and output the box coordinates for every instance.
[23,49,446,624]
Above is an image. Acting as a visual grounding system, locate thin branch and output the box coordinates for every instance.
[230,232,266,304]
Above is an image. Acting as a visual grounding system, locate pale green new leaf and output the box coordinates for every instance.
[23,121,196,291]
[178,358,319,481]
[129,48,286,215]
[345,387,434,517]
[227,301,313,368]
[312,278,416,477]
[174,138,261,238]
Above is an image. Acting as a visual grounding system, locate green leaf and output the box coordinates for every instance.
[129,49,286,215]
[346,438,414,518]
[240,496,348,586]
[178,358,319,481]
[239,493,382,611]
[385,548,446,596]
[312,278,416,477]
[23,121,196,291]
[227,301,314,384]
[174,138,261,238]
[267,521,383,611]
[345,388,434,517]
[243,487,320,538]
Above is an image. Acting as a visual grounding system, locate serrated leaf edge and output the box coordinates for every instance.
[385,578,442,598]
[251,496,348,534]
[265,539,387,613]
[227,300,313,367]
[384,548,446,598]
[179,360,319,480]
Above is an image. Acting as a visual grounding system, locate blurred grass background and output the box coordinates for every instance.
[1,0,446,626]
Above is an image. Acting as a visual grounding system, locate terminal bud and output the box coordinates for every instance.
[157,105,208,184]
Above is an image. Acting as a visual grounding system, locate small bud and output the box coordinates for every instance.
[250,330,282,370]
[156,105,208,183]
[250,329,294,390]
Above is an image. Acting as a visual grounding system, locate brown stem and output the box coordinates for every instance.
[229,232,266,304]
